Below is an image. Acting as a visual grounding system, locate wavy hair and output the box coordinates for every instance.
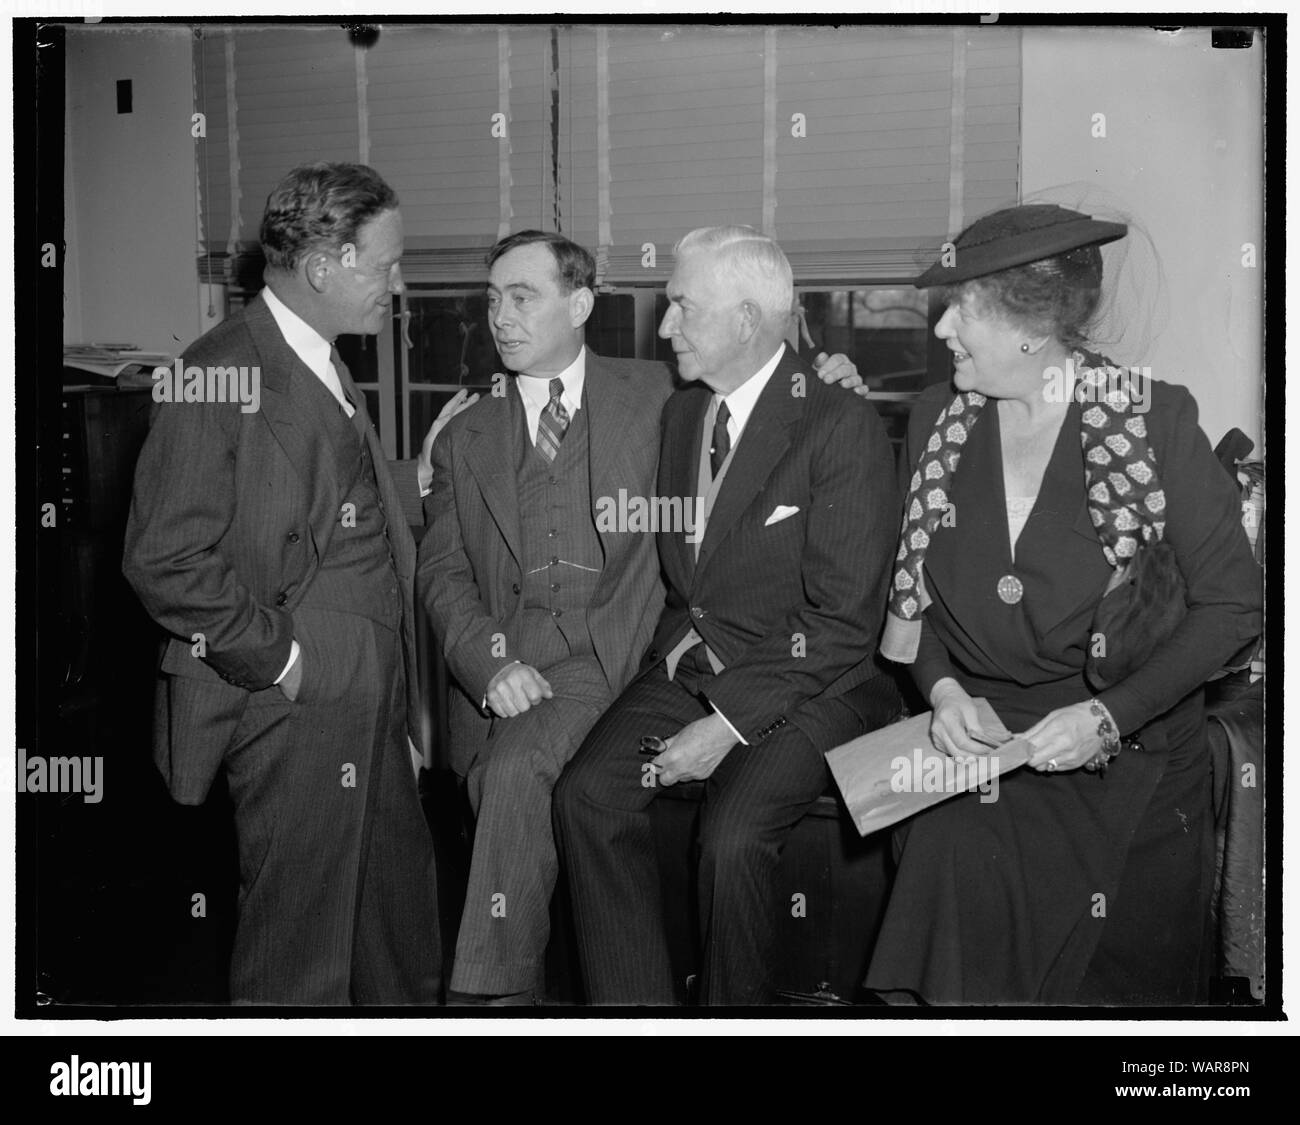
[260,163,398,272]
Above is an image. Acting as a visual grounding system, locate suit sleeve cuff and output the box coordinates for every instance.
[387,457,426,526]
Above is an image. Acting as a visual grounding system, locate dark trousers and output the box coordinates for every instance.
[554,647,870,1006]
[223,618,442,1005]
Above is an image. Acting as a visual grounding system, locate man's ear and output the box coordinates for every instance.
[736,299,762,345]
[303,251,332,296]
[569,286,595,329]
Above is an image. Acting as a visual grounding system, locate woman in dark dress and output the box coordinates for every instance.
[865,204,1262,1004]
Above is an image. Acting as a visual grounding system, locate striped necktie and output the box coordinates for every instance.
[536,377,570,462]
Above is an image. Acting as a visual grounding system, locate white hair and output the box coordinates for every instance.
[673,226,794,332]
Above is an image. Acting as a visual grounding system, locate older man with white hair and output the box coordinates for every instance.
[554,226,900,1005]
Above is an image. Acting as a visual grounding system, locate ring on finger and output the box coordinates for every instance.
[1046,758,1059,772]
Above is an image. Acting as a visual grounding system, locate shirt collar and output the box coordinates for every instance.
[262,285,333,381]
[515,347,587,415]
[716,342,785,437]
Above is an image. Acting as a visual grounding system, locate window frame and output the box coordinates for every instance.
[291,277,954,459]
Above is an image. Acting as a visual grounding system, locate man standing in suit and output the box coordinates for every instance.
[124,163,465,1005]
[553,226,900,1006]
[419,230,867,1003]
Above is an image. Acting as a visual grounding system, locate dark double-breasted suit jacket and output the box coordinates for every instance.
[419,350,675,767]
[123,292,440,1004]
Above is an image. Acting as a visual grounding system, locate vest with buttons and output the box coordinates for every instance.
[296,389,403,630]
[515,390,602,656]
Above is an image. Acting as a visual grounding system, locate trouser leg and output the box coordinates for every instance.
[693,723,829,1006]
[553,663,708,1004]
[451,655,610,996]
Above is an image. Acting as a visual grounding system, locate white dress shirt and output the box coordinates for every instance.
[513,347,586,441]
[262,285,355,417]
[709,342,785,456]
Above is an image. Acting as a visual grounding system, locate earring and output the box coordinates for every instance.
[1020,342,1030,353]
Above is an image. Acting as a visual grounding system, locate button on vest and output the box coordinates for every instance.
[297,395,403,630]
[516,400,601,655]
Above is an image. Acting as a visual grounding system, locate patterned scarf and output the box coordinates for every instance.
[880,352,1167,664]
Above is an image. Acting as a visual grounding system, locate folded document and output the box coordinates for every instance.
[825,699,1032,837]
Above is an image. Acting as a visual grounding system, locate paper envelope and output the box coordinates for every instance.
[825,698,1032,838]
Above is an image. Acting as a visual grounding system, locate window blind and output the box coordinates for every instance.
[193,28,232,279]
[764,25,1022,281]
[195,23,1020,287]
[366,25,501,242]
[231,28,361,240]
[195,25,359,282]
[606,27,768,247]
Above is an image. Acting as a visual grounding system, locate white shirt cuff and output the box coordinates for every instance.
[273,639,300,685]
[711,702,748,746]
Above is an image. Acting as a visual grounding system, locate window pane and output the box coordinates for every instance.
[400,292,640,380]
[798,288,929,391]
[407,387,480,465]
[800,287,929,451]
[586,294,637,360]
[403,294,498,386]
[361,388,381,425]
[335,333,380,384]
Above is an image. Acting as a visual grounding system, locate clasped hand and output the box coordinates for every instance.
[485,662,552,718]
[929,679,1102,773]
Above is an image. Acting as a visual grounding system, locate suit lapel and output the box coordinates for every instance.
[463,380,524,564]
[661,384,710,589]
[694,350,804,578]
[332,350,419,580]
[584,350,621,566]
[586,349,660,569]
[244,294,347,547]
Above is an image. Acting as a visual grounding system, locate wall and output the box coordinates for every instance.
[64,25,199,353]
[1021,26,1264,451]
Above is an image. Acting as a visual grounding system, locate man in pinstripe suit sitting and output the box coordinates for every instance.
[553,226,900,1006]
[418,232,675,1005]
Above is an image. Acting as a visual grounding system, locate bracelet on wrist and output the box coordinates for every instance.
[1085,698,1123,775]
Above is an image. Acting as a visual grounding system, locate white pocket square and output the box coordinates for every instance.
[764,504,800,527]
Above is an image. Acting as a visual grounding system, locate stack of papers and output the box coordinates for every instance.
[64,345,173,379]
